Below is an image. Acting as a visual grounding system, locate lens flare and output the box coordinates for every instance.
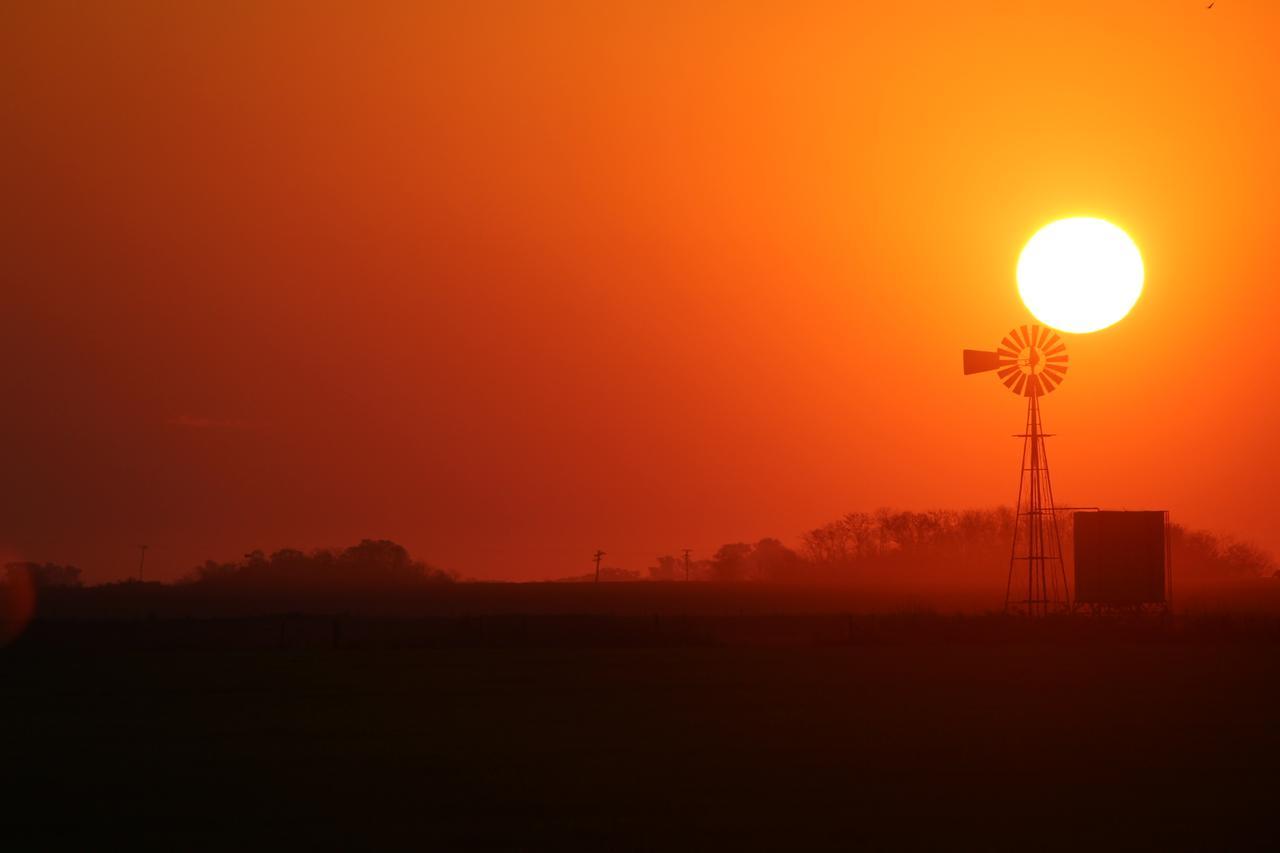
[0,565,36,647]
[1016,217,1144,334]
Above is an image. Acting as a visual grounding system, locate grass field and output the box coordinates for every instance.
[4,620,1280,849]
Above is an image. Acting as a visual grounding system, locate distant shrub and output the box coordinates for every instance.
[4,562,83,589]
[182,539,454,589]
[1170,526,1275,579]
[552,567,642,583]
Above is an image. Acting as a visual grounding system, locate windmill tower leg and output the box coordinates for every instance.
[1006,392,1069,616]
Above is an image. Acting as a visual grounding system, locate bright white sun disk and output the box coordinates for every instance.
[1016,217,1144,334]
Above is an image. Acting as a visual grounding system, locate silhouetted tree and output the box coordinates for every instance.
[799,507,1027,582]
[4,562,83,589]
[749,538,802,582]
[1169,525,1275,579]
[1222,542,1272,576]
[711,543,753,581]
[191,560,237,583]
[183,539,454,588]
[648,555,681,581]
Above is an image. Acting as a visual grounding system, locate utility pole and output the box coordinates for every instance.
[137,544,149,582]
[593,550,605,583]
[682,548,692,582]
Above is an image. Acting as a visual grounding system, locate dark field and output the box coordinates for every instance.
[5,608,1280,849]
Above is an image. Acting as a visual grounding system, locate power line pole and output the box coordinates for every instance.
[593,549,605,583]
[137,544,149,582]
[682,548,692,582]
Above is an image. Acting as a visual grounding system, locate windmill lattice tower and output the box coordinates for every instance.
[964,325,1071,616]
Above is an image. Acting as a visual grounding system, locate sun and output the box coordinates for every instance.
[1016,217,1144,334]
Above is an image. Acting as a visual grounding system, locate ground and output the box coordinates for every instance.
[3,623,1279,849]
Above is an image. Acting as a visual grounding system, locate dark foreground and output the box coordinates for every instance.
[4,616,1280,850]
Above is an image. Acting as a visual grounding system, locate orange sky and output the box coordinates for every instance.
[3,1,1279,581]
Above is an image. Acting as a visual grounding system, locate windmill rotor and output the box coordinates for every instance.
[963,324,1068,397]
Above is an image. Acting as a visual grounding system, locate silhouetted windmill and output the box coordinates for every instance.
[137,544,149,582]
[964,325,1070,615]
[682,548,692,582]
[593,549,606,583]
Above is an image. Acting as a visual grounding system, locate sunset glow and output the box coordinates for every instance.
[8,3,1280,847]
[1016,218,1145,334]
[4,1,1280,579]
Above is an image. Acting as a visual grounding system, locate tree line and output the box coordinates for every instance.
[4,539,453,591]
[3,511,1275,591]
[648,508,1275,583]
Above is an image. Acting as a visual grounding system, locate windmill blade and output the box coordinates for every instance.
[963,349,1002,374]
